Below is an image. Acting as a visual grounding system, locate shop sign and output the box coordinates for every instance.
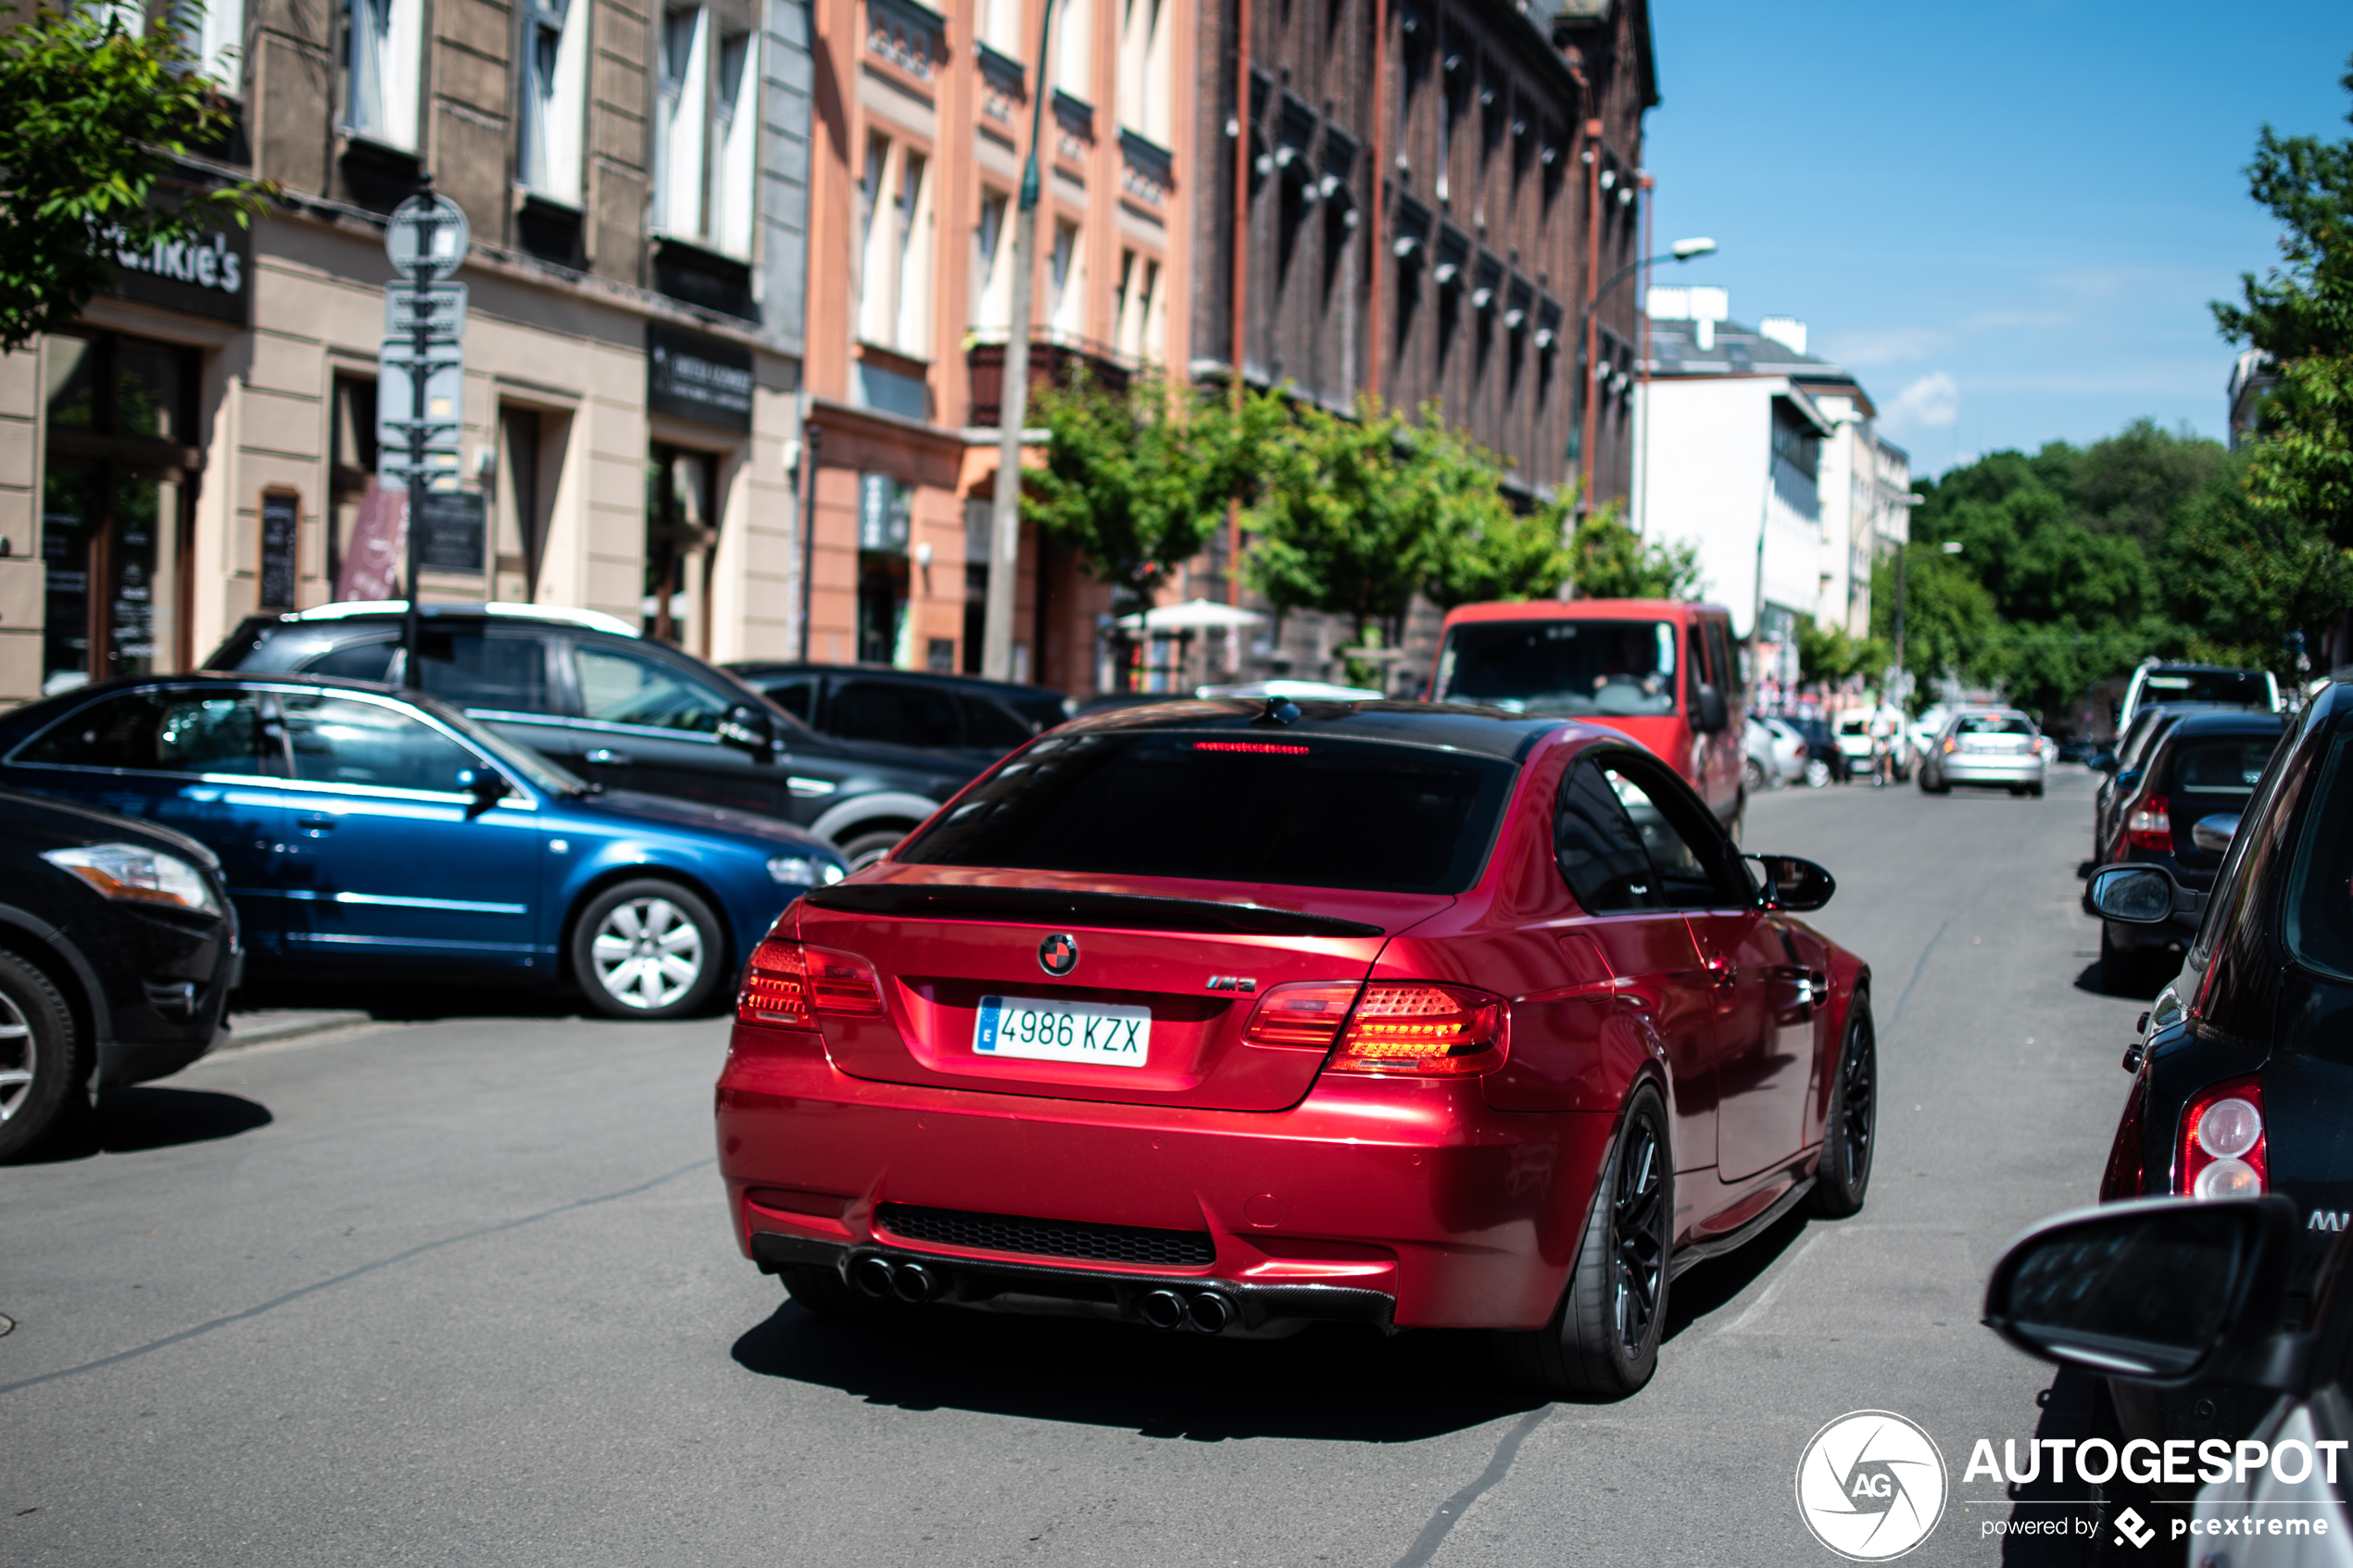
[860,474,912,552]
[648,322,753,432]
[100,218,252,326]
[414,490,486,573]
[258,490,300,610]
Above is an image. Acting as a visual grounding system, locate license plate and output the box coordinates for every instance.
[974,995,1151,1068]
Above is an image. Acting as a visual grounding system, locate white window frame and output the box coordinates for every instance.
[655,6,711,237]
[1054,0,1090,99]
[175,0,245,95]
[972,187,1013,332]
[1049,220,1084,339]
[519,0,589,204]
[346,0,423,150]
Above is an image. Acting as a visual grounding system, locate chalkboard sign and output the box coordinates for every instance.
[415,489,487,573]
[258,490,299,609]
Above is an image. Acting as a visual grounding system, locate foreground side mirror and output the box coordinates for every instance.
[1983,1197,2304,1389]
[1694,683,1729,734]
[2090,751,2117,774]
[2193,813,2241,854]
[719,704,774,759]
[1748,854,1835,912]
[455,768,511,820]
[2088,863,2208,932]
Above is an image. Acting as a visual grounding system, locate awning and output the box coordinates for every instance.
[1114,598,1267,633]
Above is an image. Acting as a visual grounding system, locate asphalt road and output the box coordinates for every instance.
[1,766,2151,1567]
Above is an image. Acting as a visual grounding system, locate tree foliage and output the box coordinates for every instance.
[1565,506,1702,601]
[1241,396,1445,646]
[0,2,274,353]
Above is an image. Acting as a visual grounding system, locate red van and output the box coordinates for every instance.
[1427,598,1748,833]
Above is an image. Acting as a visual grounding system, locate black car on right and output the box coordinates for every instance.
[2092,674,2353,1446]
[2089,709,2285,994]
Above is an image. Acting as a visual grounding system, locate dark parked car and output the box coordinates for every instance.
[0,674,847,1020]
[1786,716,1849,786]
[2117,659,2280,733]
[2089,709,2285,995]
[2094,705,2195,863]
[2087,673,2353,1446]
[206,605,982,869]
[725,663,1076,768]
[0,788,239,1158]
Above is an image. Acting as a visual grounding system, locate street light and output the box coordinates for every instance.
[1575,237,1718,502]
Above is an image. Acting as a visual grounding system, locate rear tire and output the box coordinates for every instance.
[1809,1000,1876,1218]
[1804,759,1831,789]
[1743,758,1767,794]
[570,879,727,1020]
[837,825,915,872]
[1492,1084,1672,1399]
[0,950,90,1161]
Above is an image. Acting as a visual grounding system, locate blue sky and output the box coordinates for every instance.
[1642,2,2352,474]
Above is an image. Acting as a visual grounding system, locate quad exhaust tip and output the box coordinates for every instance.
[1142,1287,1235,1334]
[850,1257,940,1304]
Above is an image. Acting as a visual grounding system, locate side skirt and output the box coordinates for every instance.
[1667,1173,1817,1281]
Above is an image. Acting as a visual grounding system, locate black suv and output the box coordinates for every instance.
[205,606,986,868]
[725,663,1076,767]
[1,788,239,1158]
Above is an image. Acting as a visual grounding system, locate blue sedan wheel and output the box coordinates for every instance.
[571,879,726,1020]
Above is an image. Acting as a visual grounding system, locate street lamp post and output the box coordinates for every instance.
[1572,235,1714,505]
[978,0,1059,683]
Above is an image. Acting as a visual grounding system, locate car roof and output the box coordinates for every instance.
[2157,710,2289,738]
[1061,697,1566,761]
[8,670,478,729]
[724,661,1066,701]
[1436,598,1733,626]
[269,601,641,637]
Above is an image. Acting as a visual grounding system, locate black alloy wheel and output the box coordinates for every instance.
[0,950,90,1161]
[1809,1000,1876,1217]
[1493,1083,1673,1399]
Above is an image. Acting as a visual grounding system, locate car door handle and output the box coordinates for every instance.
[585,749,632,766]
[295,812,337,834]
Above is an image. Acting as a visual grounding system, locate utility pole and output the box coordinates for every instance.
[980,0,1059,683]
[1225,0,1252,608]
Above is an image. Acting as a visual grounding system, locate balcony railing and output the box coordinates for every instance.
[965,335,1132,428]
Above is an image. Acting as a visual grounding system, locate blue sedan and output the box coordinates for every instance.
[0,674,848,1020]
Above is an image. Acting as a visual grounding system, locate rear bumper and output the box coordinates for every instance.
[715,1025,1617,1331]
[1940,754,2045,784]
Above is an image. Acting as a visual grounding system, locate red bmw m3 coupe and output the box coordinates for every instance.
[714,698,1874,1397]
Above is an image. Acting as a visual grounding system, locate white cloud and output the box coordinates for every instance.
[1881,372,1961,435]
[1818,327,1950,367]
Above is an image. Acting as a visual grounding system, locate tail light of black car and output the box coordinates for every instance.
[1243,980,1507,1077]
[2125,794,2173,853]
[737,937,886,1029]
[2179,1074,2266,1198]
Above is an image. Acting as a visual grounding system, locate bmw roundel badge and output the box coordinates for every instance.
[1038,933,1079,976]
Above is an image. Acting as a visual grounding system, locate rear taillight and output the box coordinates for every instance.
[1941,737,1957,754]
[736,937,885,1027]
[1329,982,1506,1076]
[1241,981,1363,1047]
[2126,794,2172,852]
[2180,1075,2266,1198]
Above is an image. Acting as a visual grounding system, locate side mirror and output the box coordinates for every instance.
[1748,854,1835,912]
[2116,767,2144,791]
[718,704,774,760]
[2090,751,2117,774]
[1693,683,1729,734]
[455,768,511,820]
[1983,1197,2305,1389]
[2088,862,2207,931]
[2193,813,2240,854]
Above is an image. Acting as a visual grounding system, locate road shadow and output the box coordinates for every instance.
[233,976,606,1023]
[1661,1205,1813,1344]
[731,1300,1544,1442]
[1997,1367,2108,1565]
[6,1086,272,1164]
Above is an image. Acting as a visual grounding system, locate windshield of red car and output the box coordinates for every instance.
[1434,620,1680,718]
[895,731,1517,895]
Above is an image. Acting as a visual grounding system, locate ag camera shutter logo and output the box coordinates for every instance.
[1795,1410,1948,1561]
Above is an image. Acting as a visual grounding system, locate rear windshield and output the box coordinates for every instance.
[1955,714,2035,735]
[2286,734,2353,980]
[2171,737,2277,797]
[1435,620,1679,719]
[2143,669,2271,708]
[895,731,1516,895]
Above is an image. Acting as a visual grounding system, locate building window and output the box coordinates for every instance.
[519,0,589,204]
[1055,0,1090,99]
[655,7,756,255]
[346,0,423,148]
[978,0,1021,56]
[972,189,1013,332]
[1114,249,1160,361]
[1115,0,1166,143]
[1049,220,1083,338]
[175,0,245,95]
[42,333,200,694]
[855,135,933,356]
[857,473,914,667]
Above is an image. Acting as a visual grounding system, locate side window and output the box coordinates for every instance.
[409,631,550,712]
[574,644,729,734]
[1557,755,1739,911]
[1705,620,1735,699]
[17,689,271,775]
[301,638,397,683]
[832,680,963,748]
[958,694,1036,750]
[282,694,480,793]
[763,678,815,723]
[1685,625,1708,711]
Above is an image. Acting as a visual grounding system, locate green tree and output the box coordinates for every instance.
[1242,396,1446,668]
[1566,507,1702,600]
[2211,54,2353,367]
[1869,544,1996,696]
[1419,417,1572,608]
[0,2,273,353]
[1026,372,1275,616]
[1796,621,1889,688]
